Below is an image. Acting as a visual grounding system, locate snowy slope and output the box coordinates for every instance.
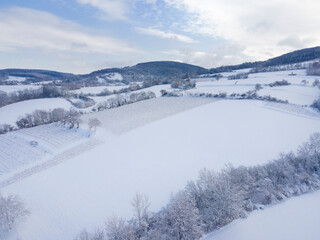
[0,124,90,181]
[2,98,320,240]
[190,69,320,105]
[0,98,73,126]
[203,190,320,240]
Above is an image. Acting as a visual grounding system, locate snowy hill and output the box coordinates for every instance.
[203,190,320,240]
[0,57,320,240]
[1,96,320,240]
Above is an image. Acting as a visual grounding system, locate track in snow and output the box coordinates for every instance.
[0,138,103,188]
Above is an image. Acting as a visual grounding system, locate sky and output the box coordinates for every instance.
[0,0,319,73]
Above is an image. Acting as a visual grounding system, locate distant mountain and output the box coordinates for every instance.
[0,69,79,83]
[81,61,208,83]
[1,46,320,84]
[210,46,320,73]
[0,61,208,85]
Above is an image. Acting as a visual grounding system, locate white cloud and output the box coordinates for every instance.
[135,27,195,43]
[164,0,320,60]
[77,0,129,20]
[0,7,139,54]
[161,43,247,68]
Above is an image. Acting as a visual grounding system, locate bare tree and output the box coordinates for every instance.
[88,118,102,133]
[91,227,105,240]
[131,193,150,236]
[0,194,29,231]
[105,215,135,240]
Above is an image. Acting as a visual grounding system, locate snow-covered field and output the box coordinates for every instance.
[188,70,320,105]
[204,190,320,240]
[0,68,320,240]
[0,98,73,126]
[0,124,90,181]
[0,85,40,93]
[2,97,320,240]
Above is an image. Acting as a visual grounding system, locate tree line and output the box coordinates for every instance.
[0,85,63,108]
[73,132,320,240]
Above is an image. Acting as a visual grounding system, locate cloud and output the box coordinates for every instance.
[161,43,247,68]
[77,0,129,20]
[164,0,320,60]
[0,7,139,54]
[135,27,195,43]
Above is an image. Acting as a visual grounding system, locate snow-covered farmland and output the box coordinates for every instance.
[0,124,89,181]
[204,190,320,240]
[0,98,73,126]
[190,69,320,105]
[259,85,319,105]
[0,85,40,93]
[2,97,320,240]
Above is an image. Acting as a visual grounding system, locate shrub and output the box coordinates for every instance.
[269,80,290,87]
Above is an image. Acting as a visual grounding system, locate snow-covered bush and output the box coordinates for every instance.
[0,124,15,135]
[311,97,320,111]
[171,78,196,90]
[269,80,290,87]
[160,90,183,97]
[312,79,320,88]
[255,83,263,91]
[97,88,113,96]
[227,73,249,80]
[16,108,81,129]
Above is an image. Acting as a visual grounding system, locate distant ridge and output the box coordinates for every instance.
[209,46,320,73]
[1,46,320,83]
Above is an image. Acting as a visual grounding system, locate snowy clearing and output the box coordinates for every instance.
[2,98,320,240]
[0,98,73,126]
[203,190,320,240]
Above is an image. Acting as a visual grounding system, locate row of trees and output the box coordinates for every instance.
[268,80,290,87]
[74,132,320,240]
[16,108,81,129]
[0,85,63,108]
[94,91,156,112]
[163,90,288,104]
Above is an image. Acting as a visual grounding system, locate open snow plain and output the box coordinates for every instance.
[1,96,320,240]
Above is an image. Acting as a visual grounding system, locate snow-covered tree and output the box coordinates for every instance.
[105,215,136,240]
[131,193,150,237]
[88,118,102,133]
[0,194,29,232]
[165,191,203,240]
